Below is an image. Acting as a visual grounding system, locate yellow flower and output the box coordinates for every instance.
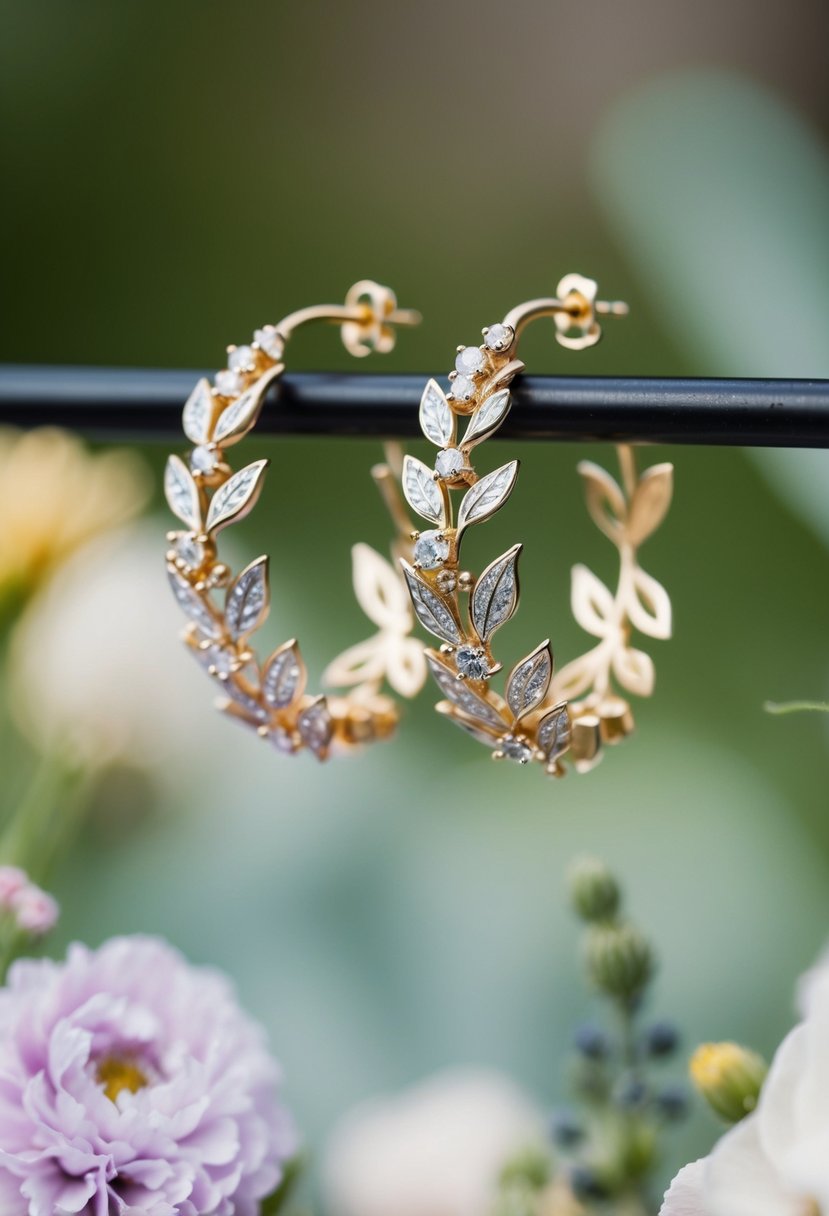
[0,428,148,609]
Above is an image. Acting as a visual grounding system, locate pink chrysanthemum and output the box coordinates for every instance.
[0,936,297,1215]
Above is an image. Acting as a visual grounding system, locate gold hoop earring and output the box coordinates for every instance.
[164,281,420,760]
[395,274,673,777]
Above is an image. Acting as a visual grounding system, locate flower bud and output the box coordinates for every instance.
[568,857,621,923]
[690,1042,768,1124]
[584,923,654,1003]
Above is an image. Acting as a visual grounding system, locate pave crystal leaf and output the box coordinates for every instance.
[220,674,268,722]
[426,652,509,732]
[205,459,268,534]
[457,460,519,535]
[167,566,221,638]
[298,697,333,759]
[401,563,461,645]
[435,702,505,747]
[419,379,455,448]
[182,378,214,445]
[506,640,553,720]
[262,640,306,709]
[164,455,202,531]
[213,366,280,446]
[471,544,521,642]
[402,455,444,525]
[537,702,571,761]
[225,556,270,640]
[463,389,512,448]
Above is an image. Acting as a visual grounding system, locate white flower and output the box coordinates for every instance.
[323,1068,545,1216]
[662,951,829,1216]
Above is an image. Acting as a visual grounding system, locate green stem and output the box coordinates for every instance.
[763,700,829,715]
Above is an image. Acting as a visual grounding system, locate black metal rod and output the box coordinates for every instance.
[1,364,828,447]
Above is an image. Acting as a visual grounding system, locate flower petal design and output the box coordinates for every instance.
[401,562,461,645]
[262,641,306,709]
[402,455,444,526]
[463,389,511,448]
[457,461,519,535]
[571,564,616,639]
[426,652,509,732]
[506,641,553,720]
[182,378,215,445]
[213,366,281,446]
[205,460,268,534]
[419,379,455,448]
[164,455,201,531]
[471,545,521,642]
[225,557,270,640]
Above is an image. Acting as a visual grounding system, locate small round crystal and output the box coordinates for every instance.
[484,323,513,352]
[269,728,295,754]
[501,735,533,764]
[414,530,449,570]
[228,345,255,372]
[451,374,474,401]
[456,646,489,680]
[191,445,217,474]
[175,534,205,569]
[254,326,285,360]
[208,646,234,678]
[435,448,464,479]
[455,346,485,375]
[215,370,242,397]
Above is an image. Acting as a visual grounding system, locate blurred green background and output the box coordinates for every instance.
[3,0,829,1196]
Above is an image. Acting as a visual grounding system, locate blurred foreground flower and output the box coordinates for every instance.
[662,950,829,1216]
[323,1069,545,1216]
[0,428,147,620]
[0,935,297,1215]
[0,864,58,938]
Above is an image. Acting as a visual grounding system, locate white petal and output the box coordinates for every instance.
[660,1159,709,1216]
[706,1117,803,1216]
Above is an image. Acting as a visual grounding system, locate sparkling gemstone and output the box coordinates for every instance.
[215,369,242,397]
[269,727,296,754]
[455,645,489,680]
[455,346,485,375]
[501,735,533,764]
[435,448,464,479]
[190,445,217,474]
[484,323,512,351]
[228,345,255,372]
[254,326,285,360]
[451,374,474,401]
[175,534,205,569]
[208,646,234,677]
[414,530,449,570]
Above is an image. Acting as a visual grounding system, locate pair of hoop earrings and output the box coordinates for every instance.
[165,278,673,778]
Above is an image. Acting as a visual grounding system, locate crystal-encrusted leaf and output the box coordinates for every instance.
[205,460,268,534]
[506,640,553,720]
[213,366,280,446]
[537,702,571,761]
[298,697,333,759]
[456,460,519,535]
[419,379,455,448]
[463,389,511,448]
[435,701,505,747]
[220,674,268,722]
[427,652,509,732]
[402,455,443,525]
[262,640,306,709]
[401,562,461,645]
[225,556,270,640]
[165,455,202,531]
[182,378,214,445]
[471,544,521,642]
[167,566,221,638]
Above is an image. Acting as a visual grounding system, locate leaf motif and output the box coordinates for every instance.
[506,640,553,720]
[298,697,333,760]
[167,566,221,637]
[463,389,511,448]
[612,646,655,697]
[262,641,306,709]
[426,651,509,732]
[401,562,461,645]
[164,455,201,531]
[537,702,571,762]
[322,637,386,690]
[384,636,428,698]
[627,463,673,546]
[182,378,214,445]
[220,673,268,722]
[419,379,455,448]
[626,565,672,640]
[471,544,521,642]
[213,365,281,446]
[577,460,627,543]
[551,650,600,702]
[456,461,519,535]
[435,702,505,748]
[351,543,411,631]
[205,460,268,534]
[571,565,616,639]
[402,455,444,525]
[225,557,270,640]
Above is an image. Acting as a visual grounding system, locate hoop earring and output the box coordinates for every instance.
[164,281,420,760]
[395,274,674,777]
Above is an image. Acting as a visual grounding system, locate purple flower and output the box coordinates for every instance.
[0,936,297,1215]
